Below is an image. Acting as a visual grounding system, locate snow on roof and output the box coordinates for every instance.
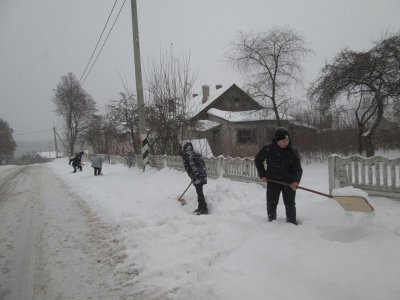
[195,120,221,131]
[181,138,214,158]
[187,85,229,117]
[207,108,294,122]
[290,121,319,130]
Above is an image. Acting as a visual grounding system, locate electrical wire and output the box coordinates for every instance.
[79,0,119,83]
[14,128,53,136]
[81,0,127,85]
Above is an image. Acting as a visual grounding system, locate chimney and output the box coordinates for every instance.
[216,84,222,90]
[202,85,209,103]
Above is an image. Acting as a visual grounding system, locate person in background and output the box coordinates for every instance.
[126,151,134,169]
[182,142,208,215]
[71,151,84,173]
[254,127,303,225]
[90,153,105,176]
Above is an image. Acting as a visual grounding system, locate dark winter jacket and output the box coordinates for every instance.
[71,152,84,167]
[254,141,303,184]
[182,142,207,185]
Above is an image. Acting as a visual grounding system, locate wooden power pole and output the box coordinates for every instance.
[53,125,59,158]
[130,0,149,171]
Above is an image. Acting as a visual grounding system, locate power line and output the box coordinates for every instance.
[79,0,119,83]
[14,128,53,136]
[81,0,127,85]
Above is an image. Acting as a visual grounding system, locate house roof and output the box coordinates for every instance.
[207,108,294,122]
[187,85,228,118]
[195,119,221,131]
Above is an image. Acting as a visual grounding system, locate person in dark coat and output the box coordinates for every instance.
[71,151,84,173]
[254,127,303,225]
[182,142,208,215]
[126,152,134,169]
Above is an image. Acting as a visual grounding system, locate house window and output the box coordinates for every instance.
[237,129,256,145]
[227,98,240,109]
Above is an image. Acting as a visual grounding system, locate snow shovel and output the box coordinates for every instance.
[265,179,374,212]
[178,182,192,205]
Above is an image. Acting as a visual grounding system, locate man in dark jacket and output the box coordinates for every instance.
[255,127,303,225]
[71,151,84,173]
[182,142,208,215]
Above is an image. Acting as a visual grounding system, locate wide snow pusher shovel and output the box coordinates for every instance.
[265,179,374,212]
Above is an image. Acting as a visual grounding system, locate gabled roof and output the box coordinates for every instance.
[187,84,263,118]
[187,85,229,118]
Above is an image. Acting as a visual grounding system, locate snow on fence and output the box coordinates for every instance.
[106,153,400,199]
[110,154,260,182]
[146,155,259,182]
[329,154,400,199]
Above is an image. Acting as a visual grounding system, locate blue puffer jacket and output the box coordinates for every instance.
[182,142,207,185]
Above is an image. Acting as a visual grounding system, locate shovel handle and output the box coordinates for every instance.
[178,182,192,201]
[265,179,333,199]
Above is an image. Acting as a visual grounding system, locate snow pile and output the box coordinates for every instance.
[47,158,400,300]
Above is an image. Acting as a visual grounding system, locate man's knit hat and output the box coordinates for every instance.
[274,127,290,141]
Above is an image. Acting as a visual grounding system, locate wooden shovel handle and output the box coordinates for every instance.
[265,178,333,199]
[178,182,192,201]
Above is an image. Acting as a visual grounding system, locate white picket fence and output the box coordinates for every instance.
[105,153,400,199]
[148,154,260,182]
[329,154,400,199]
[107,154,260,182]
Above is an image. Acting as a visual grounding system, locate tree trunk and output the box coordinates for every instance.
[363,95,384,157]
[362,135,374,157]
[357,128,363,155]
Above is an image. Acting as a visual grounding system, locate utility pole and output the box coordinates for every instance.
[54,128,69,156]
[53,125,59,158]
[130,0,149,171]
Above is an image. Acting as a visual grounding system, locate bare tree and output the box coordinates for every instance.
[107,92,140,153]
[81,114,125,155]
[52,73,97,155]
[226,27,313,125]
[309,32,400,156]
[0,118,17,162]
[145,49,197,155]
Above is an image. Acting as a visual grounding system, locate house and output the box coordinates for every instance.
[186,84,303,158]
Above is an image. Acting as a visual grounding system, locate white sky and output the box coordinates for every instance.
[1,0,400,142]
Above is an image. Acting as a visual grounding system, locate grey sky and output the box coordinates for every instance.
[1,0,399,142]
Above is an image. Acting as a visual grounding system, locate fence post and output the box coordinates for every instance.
[328,154,337,193]
[217,156,224,178]
[163,155,167,169]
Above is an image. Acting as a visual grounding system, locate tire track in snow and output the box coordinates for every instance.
[0,164,137,299]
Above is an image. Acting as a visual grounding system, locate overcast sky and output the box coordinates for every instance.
[1,0,400,142]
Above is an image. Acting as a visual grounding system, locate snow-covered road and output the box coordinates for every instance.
[0,164,133,300]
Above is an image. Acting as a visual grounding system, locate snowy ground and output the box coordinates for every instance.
[1,156,400,299]
[0,164,130,299]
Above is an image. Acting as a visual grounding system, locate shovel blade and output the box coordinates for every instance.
[178,197,187,206]
[333,196,374,212]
